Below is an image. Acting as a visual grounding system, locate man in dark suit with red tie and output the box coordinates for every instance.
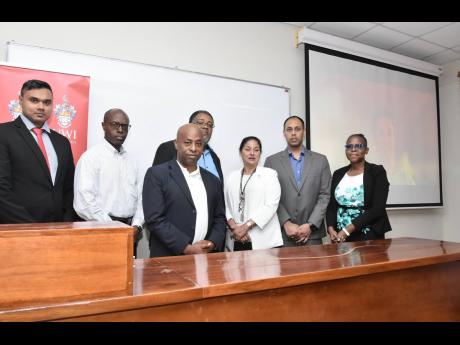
[0,79,76,223]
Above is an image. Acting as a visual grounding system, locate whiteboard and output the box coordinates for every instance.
[6,42,290,258]
[6,42,290,184]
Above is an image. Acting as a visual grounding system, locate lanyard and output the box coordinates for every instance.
[238,168,256,222]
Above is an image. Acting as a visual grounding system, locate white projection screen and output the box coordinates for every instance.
[306,45,442,207]
[6,42,290,184]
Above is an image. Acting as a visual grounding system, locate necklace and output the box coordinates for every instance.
[238,168,256,222]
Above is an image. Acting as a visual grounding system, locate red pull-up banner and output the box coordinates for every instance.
[0,64,90,163]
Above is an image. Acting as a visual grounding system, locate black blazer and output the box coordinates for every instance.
[152,139,224,184]
[142,160,226,257]
[326,161,392,236]
[0,117,75,223]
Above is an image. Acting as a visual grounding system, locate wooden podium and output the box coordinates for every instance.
[1,237,460,321]
[0,221,134,309]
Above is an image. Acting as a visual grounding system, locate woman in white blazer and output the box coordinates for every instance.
[225,136,284,251]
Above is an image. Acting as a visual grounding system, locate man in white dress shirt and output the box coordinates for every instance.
[74,108,144,257]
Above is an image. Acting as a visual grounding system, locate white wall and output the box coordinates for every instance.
[0,22,458,243]
[438,59,460,242]
[0,22,305,114]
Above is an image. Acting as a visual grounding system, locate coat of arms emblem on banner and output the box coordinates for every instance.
[7,95,22,120]
[54,95,77,128]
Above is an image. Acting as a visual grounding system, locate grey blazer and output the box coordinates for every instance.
[264,147,331,244]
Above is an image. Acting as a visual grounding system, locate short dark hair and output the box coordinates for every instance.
[20,80,53,97]
[283,115,305,129]
[189,110,213,124]
[103,108,129,123]
[239,136,262,153]
[347,133,368,146]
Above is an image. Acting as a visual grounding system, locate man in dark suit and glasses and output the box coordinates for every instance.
[0,79,76,223]
[143,123,226,257]
[152,110,224,184]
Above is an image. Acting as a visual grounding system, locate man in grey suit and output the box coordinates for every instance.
[264,116,331,246]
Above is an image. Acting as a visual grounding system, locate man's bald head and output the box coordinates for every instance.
[103,108,129,123]
[176,123,202,141]
[175,124,204,172]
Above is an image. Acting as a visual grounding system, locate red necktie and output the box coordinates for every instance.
[31,127,50,170]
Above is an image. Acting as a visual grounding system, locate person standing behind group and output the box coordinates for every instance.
[152,110,224,183]
[264,116,331,246]
[225,136,283,251]
[73,108,144,257]
[143,124,226,257]
[326,134,392,243]
[0,79,75,223]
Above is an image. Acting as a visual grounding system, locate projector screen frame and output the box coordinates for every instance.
[304,44,443,208]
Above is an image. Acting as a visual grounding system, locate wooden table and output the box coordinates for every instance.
[1,237,460,321]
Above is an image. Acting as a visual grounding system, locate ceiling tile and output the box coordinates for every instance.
[421,22,460,48]
[381,22,451,36]
[391,38,445,59]
[310,22,376,39]
[289,21,460,64]
[354,26,412,50]
[423,49,460,65]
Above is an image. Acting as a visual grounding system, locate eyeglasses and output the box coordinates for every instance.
[193,120,215,128]
[345,143,367,150]
[108,121,131,131]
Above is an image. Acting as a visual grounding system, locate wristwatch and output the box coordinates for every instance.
[133,225,143,242]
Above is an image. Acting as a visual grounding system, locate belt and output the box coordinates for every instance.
[109,215,133,225]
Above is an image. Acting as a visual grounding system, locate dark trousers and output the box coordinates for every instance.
[233,242,283,251]
[233,241,253,251]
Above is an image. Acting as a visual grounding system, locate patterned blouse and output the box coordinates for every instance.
[334,173,370,234]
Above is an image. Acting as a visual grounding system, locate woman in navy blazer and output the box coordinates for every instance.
[326,134,392,243]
